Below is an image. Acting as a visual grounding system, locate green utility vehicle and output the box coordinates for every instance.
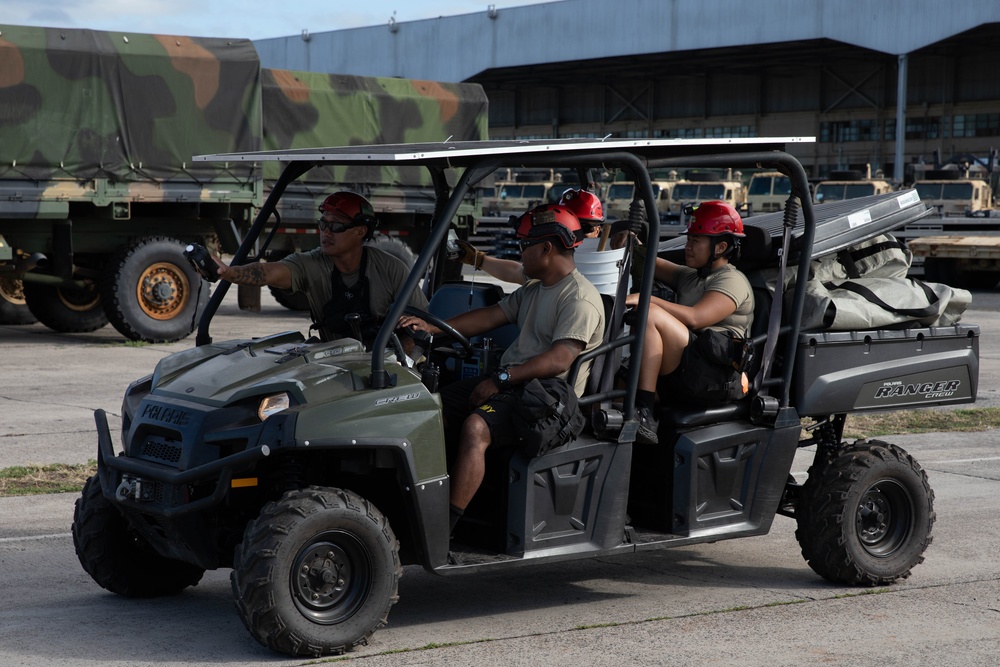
[73,138,979,657]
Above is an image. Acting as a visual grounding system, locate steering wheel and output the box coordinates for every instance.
[401,306,474,362]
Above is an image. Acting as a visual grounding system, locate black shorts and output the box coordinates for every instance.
[440,375,520,447]
[657,331,741,404]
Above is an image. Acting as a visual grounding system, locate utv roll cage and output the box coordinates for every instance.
[193,138,815,432]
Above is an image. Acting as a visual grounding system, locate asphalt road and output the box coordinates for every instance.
[1,285,998,666]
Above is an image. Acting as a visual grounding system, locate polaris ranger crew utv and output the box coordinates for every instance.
[72,138,980,657]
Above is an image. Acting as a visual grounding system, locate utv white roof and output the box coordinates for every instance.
[194,137,814,165]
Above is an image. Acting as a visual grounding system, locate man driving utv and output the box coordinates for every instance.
[209,192,428,341]
[400,203,605,534]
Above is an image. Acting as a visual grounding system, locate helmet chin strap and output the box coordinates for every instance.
[697,239,725,278]
[696,236,741,277]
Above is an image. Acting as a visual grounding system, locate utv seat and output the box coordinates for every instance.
[426,280,518,349]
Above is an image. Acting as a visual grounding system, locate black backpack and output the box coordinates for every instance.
[511,378,586,457]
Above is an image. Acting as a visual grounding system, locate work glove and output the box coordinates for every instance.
[453,239,485,270]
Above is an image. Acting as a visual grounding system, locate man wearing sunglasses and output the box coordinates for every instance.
[211,191,427,342]
[400,203,605,535]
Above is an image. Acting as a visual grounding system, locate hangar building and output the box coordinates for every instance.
[256,0,1000,183]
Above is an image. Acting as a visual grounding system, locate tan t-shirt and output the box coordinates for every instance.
[281,246,428,339]
[671,264,754,336]
[498,269,605,396]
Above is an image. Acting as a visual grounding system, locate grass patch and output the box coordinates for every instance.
[843,407,1000,439]
[0,461,96,496]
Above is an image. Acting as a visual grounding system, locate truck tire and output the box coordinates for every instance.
[0,277,36,324]
[72,476,205,597]
[22,279,108,332]
[231,486,401,657]
[268,285,310,312]
[101,237,208,343]
[795,440,934,586]
[366,233,417,268]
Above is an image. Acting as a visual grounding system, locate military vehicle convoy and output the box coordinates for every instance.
[73,137,980,657]
[0,25,487,339]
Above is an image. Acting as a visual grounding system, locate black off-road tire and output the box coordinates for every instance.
[72,476,205,597]
[100,236,208,343]
[795,440,935,586]
[231,486,401,657]
[23,279,108,332]
[0,277,36,324]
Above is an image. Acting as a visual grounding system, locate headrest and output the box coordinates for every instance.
[733,224,773,270]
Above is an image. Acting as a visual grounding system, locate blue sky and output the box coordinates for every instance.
[3,0,562,40]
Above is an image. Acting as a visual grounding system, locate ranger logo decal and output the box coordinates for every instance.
[874,380,961,400]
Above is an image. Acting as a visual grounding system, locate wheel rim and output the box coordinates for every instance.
[136,262,191,320]
[855,479,913,557]
[57,285,101,312]
[290,530,372,625]
[0,277,27,306]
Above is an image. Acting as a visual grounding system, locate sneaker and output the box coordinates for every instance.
[635,405,659,445]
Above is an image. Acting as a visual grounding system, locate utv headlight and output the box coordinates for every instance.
[257,393,290,421]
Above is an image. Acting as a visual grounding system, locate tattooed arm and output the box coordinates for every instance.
[214,258,293,290]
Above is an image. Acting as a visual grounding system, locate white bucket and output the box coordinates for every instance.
[575,238,629,296]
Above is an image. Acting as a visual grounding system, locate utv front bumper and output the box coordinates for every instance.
[94,408,275,517]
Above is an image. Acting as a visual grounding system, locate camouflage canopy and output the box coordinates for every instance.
[261,68,489,187]
[0,25,261,183]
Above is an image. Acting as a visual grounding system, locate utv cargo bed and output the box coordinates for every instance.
[792,324,979,416]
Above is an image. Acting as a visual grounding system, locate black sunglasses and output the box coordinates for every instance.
[317,217,357,233]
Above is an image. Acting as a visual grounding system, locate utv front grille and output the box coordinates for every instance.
[141,438,183,464]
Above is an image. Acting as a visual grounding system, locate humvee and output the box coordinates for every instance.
[73,138,979,657]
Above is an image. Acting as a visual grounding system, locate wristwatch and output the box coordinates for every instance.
[493,366,513,390]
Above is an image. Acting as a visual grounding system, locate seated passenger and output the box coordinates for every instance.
[625,201,754,444]
[451,188,606,285]
[400,204,605,533]
[209,192,428,342]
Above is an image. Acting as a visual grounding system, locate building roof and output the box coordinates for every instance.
[255,0,1000,83]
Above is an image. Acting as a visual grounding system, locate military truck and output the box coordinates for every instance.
[909,165,993,218]
[73,137,979,657]
[604,173,678,219]
[745,170,792,215]
[908,236,1000,289]
[0,25,487,338]
[489,169,559,215]
[895,159,1000,283]
[670,169,746,218]
[814,166,894,205]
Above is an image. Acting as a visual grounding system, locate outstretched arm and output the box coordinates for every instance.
[399,303,510,338]
[452,239,526,285]
[214,257,293,290]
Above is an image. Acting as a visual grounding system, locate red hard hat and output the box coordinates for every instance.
[559,188,604,223]
[685,200,745,237]
[514,204,583,248]
[318,192,377,227]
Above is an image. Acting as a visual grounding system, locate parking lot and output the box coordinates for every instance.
[1,285,998,666]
